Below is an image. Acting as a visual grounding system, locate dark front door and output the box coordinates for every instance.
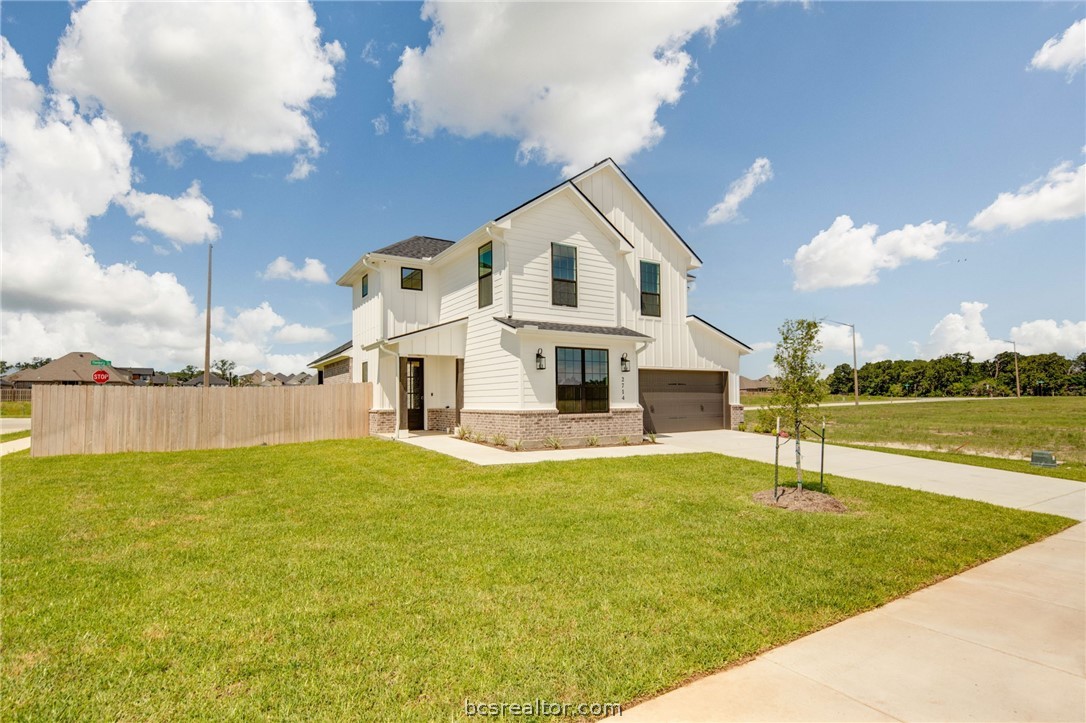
[406,358,425,430]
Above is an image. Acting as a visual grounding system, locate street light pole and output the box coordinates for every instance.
[826,319,859,406]
[999,339,1021,398]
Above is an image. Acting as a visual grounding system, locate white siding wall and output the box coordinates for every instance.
[576,167,743,376]
[505,194,618,326]
[462,318,520,409]
[384,262,435,338]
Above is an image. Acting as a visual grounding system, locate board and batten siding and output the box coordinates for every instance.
[504,194,618,327]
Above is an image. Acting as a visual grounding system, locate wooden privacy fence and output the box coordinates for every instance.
[30,383,372,457]
[1,388,32,403]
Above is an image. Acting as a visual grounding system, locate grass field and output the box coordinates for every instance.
[2,439,1071,720]
[1,401,31,418]
[0,430,31,444]
[754,397,1085,464]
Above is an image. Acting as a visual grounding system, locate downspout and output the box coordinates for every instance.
[487,224,512,318]
[360,254,386,340]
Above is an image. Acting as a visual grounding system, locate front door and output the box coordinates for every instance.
[406,358,424,431]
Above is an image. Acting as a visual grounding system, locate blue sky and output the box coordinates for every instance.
[2,1,1083,375]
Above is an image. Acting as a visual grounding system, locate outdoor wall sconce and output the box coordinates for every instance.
[620,353,631,373]
[536,348,546,370]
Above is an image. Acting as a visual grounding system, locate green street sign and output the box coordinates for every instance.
[91,360,111,366]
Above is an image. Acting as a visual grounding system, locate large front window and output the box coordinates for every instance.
[551,243,577,307]
[556,347,608,414]
[478,242,493,308]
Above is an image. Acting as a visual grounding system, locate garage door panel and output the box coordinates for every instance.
[640,370,725,433]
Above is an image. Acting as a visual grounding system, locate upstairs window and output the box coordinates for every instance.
[556,347,609,414]
[401,267,423,291]
[640,261,661,317]
[361,274,369,298]
[478,242,493,308]
[551,243,577,307]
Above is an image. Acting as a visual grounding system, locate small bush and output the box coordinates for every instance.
[737,422,747,432]
[544,435,562,450]
[586,435,600,447]
[646,432,657,444]
[492,433,507,447]
[511,439,523,451]
[620,436,630,446]
[456,426,472,440]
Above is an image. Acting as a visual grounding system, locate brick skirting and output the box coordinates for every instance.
[369,409,396,435]
[427,407,458,433]
[729,404,745,430]
[459,408,643,449]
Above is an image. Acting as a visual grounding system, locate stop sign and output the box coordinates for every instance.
[92,369,109,384]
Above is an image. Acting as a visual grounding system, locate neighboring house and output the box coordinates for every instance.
[244,370,283,386]
[117,367,156,385]
[6,352,133,387]
[181,373,230,387]
[740,375,776,393]
[284,372,313,386]
[319,158,751,445]
[310,342,352,385]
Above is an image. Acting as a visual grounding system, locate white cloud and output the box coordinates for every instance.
[0,38,322,375]
[969,160,1085,231]
[705,157,773,225]
[275,323,334,345]
[287,156,316,181]
[749,341,775,353]
[227,208,243,220]
[1011,319,1086,358]
[792,215,966,291]
[818,323,863,355]
[861,344,891,362]
[918,301,1086,360]
[372,114,389,136]
[1029,18,1086,78]
[120,180,220,245]
[262,256,332,284]
[49,0,344,170]
[131,232,148,244]
[361,39,381,68]
[392,2,738,175]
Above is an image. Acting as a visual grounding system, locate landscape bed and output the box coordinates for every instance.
[2,439,1073,720]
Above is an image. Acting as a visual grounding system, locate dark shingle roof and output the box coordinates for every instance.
[309,341,351,367]
[494,318,652,339]
[372,236,455,260]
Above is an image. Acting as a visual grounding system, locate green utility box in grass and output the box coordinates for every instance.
[1031,451,1058,468]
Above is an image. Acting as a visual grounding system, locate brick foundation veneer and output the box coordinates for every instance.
[459,408,643,449]
[427,408,458,433]
[729,405,745,430]
[369,409,395,435]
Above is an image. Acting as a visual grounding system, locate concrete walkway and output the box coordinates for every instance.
[610,522,1085,722]
[0,436,32,456]
[402,429,1086,720]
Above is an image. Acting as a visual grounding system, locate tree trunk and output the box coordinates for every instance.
[794,418,803,492]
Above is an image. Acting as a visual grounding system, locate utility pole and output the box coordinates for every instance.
[826,318,859,406]
[999,339,1021,398]
[204,244,213,388]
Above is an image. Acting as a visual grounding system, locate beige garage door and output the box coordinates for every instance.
[639,370,726,433]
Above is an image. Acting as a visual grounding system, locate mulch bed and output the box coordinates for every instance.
[753,487,849,514]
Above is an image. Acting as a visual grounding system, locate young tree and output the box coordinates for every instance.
[212,359,238,386]
[766,319,826,490]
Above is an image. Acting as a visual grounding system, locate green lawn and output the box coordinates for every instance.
[2,440,1072,720]
[1,401,31,418]
[755,397,1086,464]
[0,430,31,444]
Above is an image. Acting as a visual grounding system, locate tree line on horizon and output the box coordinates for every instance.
[824,351,1086,398]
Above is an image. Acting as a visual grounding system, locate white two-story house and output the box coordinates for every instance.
[311,159,751,447]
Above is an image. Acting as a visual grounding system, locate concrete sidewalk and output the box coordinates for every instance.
[610,522,1085,722]
[0,436,32,456]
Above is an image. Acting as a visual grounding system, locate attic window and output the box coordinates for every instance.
[401,267,423,291]
[551,243,577,307]
[361,274,369,298]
